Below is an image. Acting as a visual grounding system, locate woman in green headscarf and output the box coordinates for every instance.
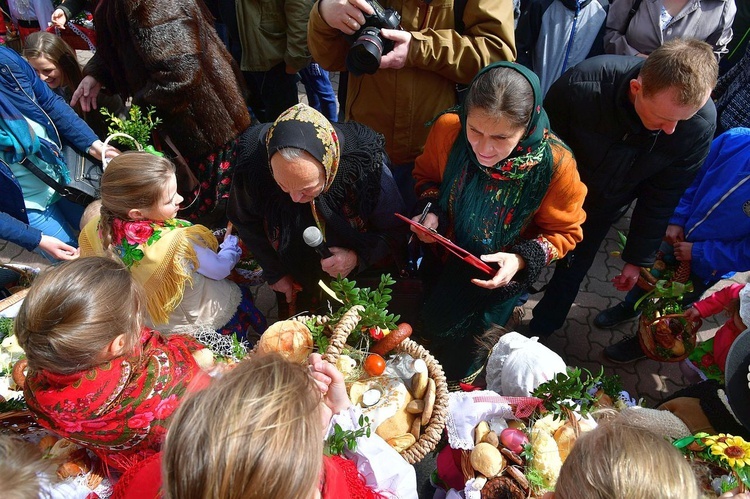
[412,62,587,385]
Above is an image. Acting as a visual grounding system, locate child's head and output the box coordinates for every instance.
[23,31,81,91]
[80,199,102,230]
[15,257,145,374]
[163,353,324,499]
[550,422,699,499]
[99,152,183,247]
[0,435,57,499]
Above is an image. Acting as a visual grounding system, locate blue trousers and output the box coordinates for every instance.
[300,63,338,122]
[27,197,84,260]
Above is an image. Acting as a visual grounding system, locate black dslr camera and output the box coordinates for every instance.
[346,0,401,76]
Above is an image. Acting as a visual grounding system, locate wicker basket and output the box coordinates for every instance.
[289,306,449,464]
[637,313,701,362]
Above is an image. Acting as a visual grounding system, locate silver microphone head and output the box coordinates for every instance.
[303,226,324,247]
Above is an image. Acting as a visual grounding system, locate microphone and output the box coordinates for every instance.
[303,226,333,259]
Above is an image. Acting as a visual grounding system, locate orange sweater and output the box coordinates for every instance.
[413,113,587,262]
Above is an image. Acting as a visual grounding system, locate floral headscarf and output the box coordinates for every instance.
[266,103,341,193]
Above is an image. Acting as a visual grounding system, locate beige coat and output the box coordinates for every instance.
[604,0,736,59]
[307,0,516,164]
[154,272,242,335]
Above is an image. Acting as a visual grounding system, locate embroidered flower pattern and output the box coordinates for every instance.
[111,218,191,268]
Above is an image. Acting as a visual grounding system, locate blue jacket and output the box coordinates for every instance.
[669,127,750,283]
[0,47,98,251]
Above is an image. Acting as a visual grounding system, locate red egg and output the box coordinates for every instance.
[500,428,529,453]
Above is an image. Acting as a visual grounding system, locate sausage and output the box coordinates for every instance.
[371,323,412,356]
[11,359,27,390]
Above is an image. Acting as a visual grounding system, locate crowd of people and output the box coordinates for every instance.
[1,0,750,497]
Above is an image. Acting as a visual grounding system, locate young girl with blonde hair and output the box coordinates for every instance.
[15,257,211,472]
[79,152,266,351]
[162,353,417,499]
[547,422,700,499]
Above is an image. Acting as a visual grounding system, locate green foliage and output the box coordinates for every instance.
[597,373,624,399]
[329,275,400,334]
[531,367,622,419]
[524,467,548,492]
[325,415,371,455]
[306,319,330,353]
[102,104,162,150]
[0,317,13,343]
[231,333,248,360]
[520,441,534,462]
[0,396,27,412]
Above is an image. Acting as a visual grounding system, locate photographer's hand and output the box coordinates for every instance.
[379,29,411,69]
[319,0,373,35]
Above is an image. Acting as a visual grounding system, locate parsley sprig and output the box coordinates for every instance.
[325,415,371,455]
[532,367,622,419]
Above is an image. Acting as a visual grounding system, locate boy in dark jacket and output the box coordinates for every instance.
[528,39,718,361]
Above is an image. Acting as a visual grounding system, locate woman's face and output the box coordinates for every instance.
[466,108,526,167]
[271,151,326,203]
[28,55,62,89]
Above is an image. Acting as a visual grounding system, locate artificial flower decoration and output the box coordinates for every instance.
[710,436,750,468]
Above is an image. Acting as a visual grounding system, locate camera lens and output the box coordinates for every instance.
[346,27,383,76]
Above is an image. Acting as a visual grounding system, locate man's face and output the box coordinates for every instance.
[629,78,709,135]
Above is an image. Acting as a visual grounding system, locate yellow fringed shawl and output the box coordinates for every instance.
[79,216,218,324]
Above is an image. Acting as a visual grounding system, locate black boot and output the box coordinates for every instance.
[594,302,640,328]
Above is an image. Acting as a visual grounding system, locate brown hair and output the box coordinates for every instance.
[99,152,176,251]
[555,422,700,499]
[163,353,323,499]
[0,435,57,499]
[465,65,534,130]
[23,31,82,91]
[15,257,145,374]
[639,38,717,107]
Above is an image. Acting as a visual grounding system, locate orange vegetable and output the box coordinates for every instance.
[363,354,386,376]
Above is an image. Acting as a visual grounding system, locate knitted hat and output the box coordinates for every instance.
[485,332,567,397]
[725,327,750,431]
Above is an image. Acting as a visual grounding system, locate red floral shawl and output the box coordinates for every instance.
[23,328,210,472]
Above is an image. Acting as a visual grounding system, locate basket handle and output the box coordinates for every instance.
[102,133,143,169]
[644,312,701,329]
[322,305,364,363]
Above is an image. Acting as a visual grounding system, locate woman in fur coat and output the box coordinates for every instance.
[71,0,251,219]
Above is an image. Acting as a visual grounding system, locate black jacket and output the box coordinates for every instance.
[544,55,716,266]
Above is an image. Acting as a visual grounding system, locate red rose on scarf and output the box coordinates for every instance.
[127,413,154,430]
[123,222,154,245]
[60,419,85,433]
[154,394,179,420]
[220,161,230,170]
[135,395,162,417]
[81,418,122,433]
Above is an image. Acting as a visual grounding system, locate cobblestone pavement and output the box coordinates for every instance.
[3,207,743,407]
